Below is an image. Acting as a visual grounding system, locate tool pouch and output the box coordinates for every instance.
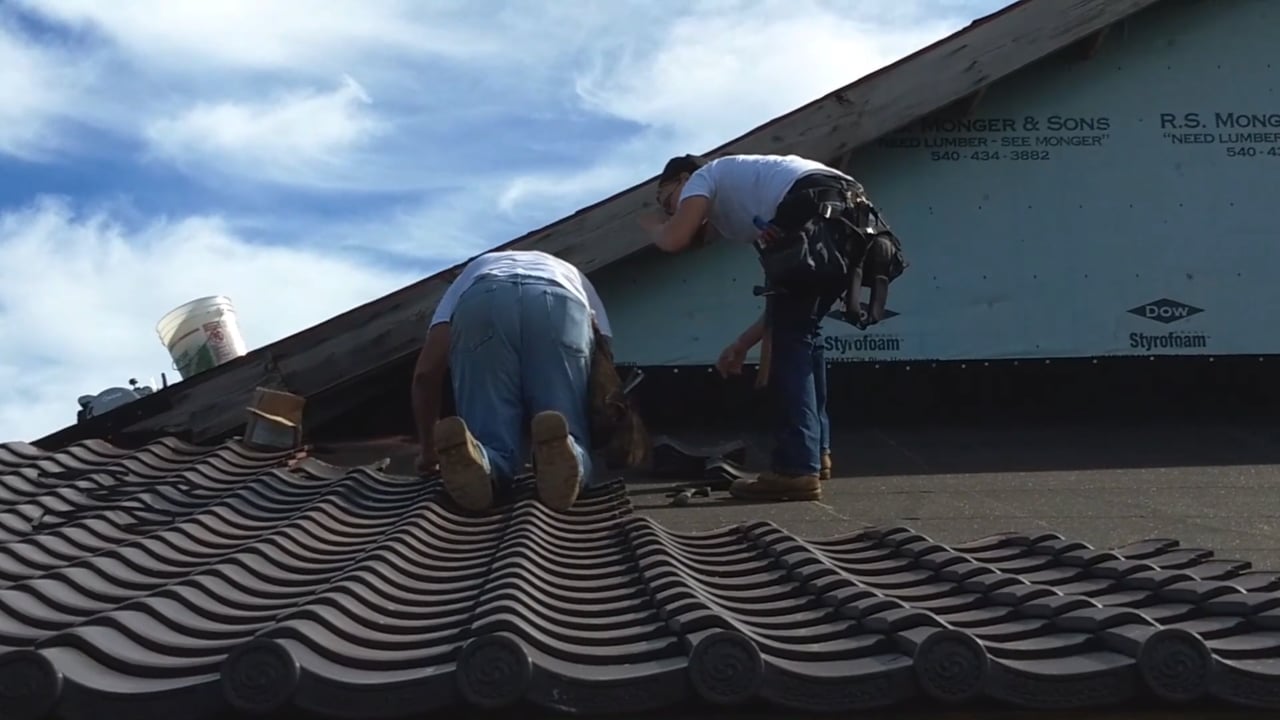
[756,196,853,293]
[756,173,910,328]
[587,326,650,469]
[835,196,909,328]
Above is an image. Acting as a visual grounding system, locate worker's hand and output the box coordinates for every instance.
[637,210,666,234]
[716,340,748,379]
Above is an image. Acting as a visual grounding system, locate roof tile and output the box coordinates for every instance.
[2,437,1280,718]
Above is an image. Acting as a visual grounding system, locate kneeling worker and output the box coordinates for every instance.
[411,249,612,512]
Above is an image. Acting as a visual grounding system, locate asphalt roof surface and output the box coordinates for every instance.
[632,422,1280,572]
[324,420,1280,572]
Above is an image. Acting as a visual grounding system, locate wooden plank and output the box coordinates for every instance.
[117,356,279,442]
[278,326,425,401]
[42,0,1168,448]
[959,87,989,117]
[1074,25,1113,60]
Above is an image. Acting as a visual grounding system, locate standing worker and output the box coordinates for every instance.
[641,153,904,502]
[411,250,613,513]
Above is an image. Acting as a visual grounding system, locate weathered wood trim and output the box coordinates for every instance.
[36,0,1169,449]
[914,86,991,131]
[1069,25,1113,61]
[121,358,273,443]
[829,147,857,174]
[1086,26,1112,58]
[959,87,989,116]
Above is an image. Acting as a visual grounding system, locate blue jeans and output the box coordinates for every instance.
[768,291,837,476]
[448,275,597,490]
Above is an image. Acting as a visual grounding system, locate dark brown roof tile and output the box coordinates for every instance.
[2,437,1280,719]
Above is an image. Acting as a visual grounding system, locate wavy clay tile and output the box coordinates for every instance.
[1,437,1279,719]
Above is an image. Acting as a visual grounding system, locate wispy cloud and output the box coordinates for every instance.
[12,0,495,74]
[146,75,384,188]
[502,0,969,215]
[0,16,96,160]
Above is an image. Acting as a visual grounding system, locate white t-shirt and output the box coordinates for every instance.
[678,154,853,245]
[430,250,613,337]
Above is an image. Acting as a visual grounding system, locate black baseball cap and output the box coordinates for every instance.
[658,154,708,184]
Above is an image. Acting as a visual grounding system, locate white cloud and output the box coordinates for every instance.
[576,0,921,135]
[6,1,667,190]
[6,0,999,199]
[13,0,493,75]
[145,75,383,187]
[496,163,644,217]
[334,192,520,263]
[499,0,978,214]
[0,18,95,159]
[0,197,417,443]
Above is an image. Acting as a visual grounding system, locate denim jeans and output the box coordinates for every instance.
[768,289,839,476]
[447,274,597,490]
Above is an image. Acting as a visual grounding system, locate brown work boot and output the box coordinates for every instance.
[433,416,494,511]
[729,471,821,502]
[531,410,582,511]
[820,452,832,482]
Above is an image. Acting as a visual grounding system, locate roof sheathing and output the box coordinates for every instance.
[34,0,1165,450]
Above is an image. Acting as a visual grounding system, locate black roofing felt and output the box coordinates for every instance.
[1,438,1280,720]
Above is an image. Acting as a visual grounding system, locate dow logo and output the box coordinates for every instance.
[1126,298,1204,324]
[826,302,899,327]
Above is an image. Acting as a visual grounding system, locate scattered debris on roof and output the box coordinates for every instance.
[2,436,1279,719]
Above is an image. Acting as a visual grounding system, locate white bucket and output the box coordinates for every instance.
[156,296,248,380]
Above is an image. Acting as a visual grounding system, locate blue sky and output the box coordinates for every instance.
[0,0,1003,441]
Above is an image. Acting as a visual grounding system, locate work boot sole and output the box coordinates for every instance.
[434,416,493,512]
[531,410,582,511]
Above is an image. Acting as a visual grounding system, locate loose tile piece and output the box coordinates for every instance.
[0,437,1279,719]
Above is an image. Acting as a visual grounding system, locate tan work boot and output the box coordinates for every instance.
[820,452,832,482]
[531,410,582,511]
[433,416,494,511]
[729,470,822,502]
